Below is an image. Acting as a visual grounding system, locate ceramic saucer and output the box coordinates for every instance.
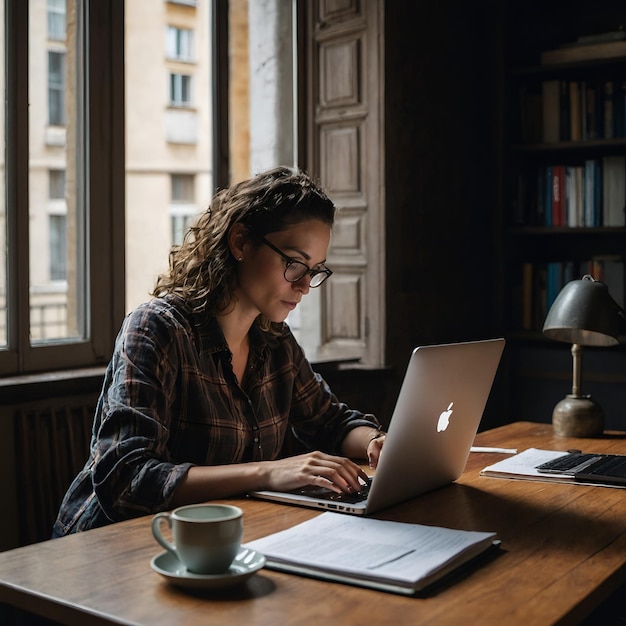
[151,548,266,589]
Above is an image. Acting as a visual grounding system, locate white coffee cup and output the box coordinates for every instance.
[151,504,243,575]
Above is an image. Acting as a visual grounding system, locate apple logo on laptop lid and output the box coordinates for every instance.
[437,402,454,432]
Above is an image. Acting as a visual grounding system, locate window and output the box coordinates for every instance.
[1,0,123,374]
[49,169,65,199]
[48,170,67,282]
[171,213,195,246]
[170,174,197,246]
[49,214,67,281]
[2,0,378,378]
[166,26,193,61]
[169,72,191,106]
[171,173,194,202]
[48,50,65,125]
[47,0,66,41]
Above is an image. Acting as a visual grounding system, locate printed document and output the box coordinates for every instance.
[244,512,498,595]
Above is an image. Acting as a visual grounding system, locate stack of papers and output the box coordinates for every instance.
[480,448,573,483]
[244,512,498,595]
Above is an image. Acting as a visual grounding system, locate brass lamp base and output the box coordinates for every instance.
[552,395,604,438]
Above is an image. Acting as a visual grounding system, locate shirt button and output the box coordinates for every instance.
[254,437,259,443]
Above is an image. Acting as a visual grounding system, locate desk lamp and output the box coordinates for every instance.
[542,275,623,437]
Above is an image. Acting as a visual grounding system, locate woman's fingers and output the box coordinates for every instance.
[303,452,366,493]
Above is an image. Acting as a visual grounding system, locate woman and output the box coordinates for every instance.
[53,166,385,535]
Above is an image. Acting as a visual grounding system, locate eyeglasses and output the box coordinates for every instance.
[258,236,333,288]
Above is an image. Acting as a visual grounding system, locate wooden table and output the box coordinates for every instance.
[1,421,626,626]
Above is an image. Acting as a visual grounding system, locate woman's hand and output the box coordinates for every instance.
[341,425,387,469]
[367,433,386,469]
[264,451,370,494]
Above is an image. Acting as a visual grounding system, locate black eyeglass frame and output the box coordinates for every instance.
[256,235,333,288]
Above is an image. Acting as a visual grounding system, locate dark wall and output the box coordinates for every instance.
[383,2,505,424]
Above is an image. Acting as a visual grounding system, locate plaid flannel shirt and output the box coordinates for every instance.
[52,295,379,535]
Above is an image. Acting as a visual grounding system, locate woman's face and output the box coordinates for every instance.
[235,218,331,323]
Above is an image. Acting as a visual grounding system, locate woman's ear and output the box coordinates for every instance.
[227,223,248,261]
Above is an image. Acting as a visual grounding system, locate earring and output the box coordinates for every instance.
[238,257,243,262]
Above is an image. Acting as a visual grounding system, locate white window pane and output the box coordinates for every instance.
[47,0,66,41]
[166,26,192,61]
[169,73,192,106]
[49,214,67,280]
[48,51,66,125]
[30,0,86,344]
[165,26,177,58]
[171,173,194,202]
[49,169,65,199]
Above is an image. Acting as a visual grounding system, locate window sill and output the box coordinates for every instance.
[0,366,106,406]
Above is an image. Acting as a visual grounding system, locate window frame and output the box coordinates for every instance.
[1,0,124,375]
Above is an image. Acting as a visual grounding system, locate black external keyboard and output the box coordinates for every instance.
[536,452,626,477]
[536,453,605,473]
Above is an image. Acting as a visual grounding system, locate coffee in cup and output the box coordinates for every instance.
[151,504,243,575]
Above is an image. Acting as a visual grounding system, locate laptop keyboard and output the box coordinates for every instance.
[291,477,372,503]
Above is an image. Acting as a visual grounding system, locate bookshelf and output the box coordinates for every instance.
[501,1,626,428]
[507,59,626,335]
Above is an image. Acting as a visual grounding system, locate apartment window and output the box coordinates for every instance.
[166,26,193,61]
[171,173,194,202]
[48,0,66,41]
[49,214,67,281]
[169,72,191,106]
[49,169,66,199]
[48,50,66,125]
[48,170,67,281]
[169,174,196,245]
[171,213,196,246]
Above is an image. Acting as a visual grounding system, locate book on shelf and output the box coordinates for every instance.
[535,78,626,143]
[614,81,626,138]
[602,155,626,226]
[541,39,626,65]
[559,80,571,141]
[604,80,614,139]
[584,81,597,140]
[569,81,582,141]
[243,512,499,596]
[542,80,560,143]
[551,165,565,226]
[528,158,622,227]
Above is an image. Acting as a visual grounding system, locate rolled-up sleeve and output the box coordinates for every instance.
[92,306,194,520]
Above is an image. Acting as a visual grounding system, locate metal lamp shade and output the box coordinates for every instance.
[543,277,620,347]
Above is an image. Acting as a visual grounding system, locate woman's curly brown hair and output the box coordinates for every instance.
[152,166,336,324]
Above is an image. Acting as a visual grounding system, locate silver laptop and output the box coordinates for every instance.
[250,338,505,515]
